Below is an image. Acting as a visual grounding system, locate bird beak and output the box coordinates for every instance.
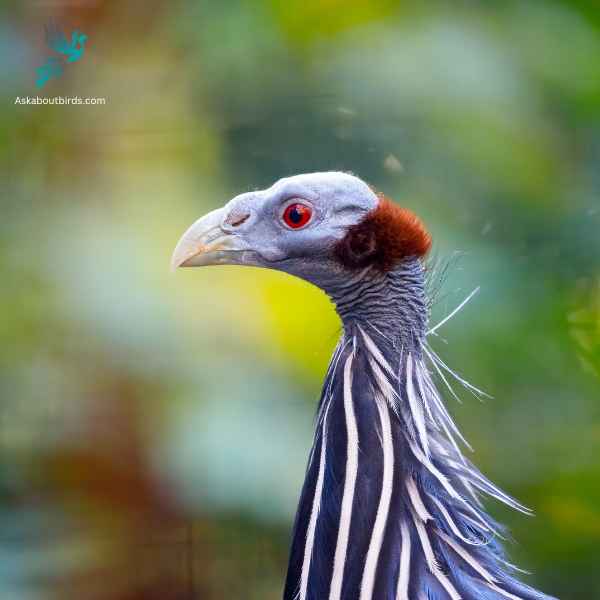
[171,207,246,270]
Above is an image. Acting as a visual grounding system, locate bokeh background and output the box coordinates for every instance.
[2,1,600,599]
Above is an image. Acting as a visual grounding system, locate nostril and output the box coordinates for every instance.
[225,212,250,227]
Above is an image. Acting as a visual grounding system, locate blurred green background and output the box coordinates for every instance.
[2,1,600,599]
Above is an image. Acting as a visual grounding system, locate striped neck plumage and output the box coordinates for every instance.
[283,257,555,600]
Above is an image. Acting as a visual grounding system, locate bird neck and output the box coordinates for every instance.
[283,258,553,600]
[326,257,428,349]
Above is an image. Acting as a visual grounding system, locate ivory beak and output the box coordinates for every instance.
[171,207,246,270]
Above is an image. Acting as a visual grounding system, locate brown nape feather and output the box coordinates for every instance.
[333,194,431,272]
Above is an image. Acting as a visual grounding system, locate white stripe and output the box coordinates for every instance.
[437,530,496,583]
[396,521,411,600]
[465,473,532,515]
[430,436,451,457]
[406,476,432,522]
[368,357,399,404]
[322,338,352,419]
[367,357,405,422]
[299,401,331,600]
[423,373,472,450]
[423,344,462,404]
[360,394,394,600]
[407,439,462,503]
[414,360,437,426]
[497,558,532,576]
[369,356,420,449]
[459,511,495,535]
[329,351,358,600]
[359,330,421,449]
[407,437,494,538]
[406,354,429,457]
[359,326,396,377]
[412,513,462,600]
[429,495,486,546]
[412,511,440,573]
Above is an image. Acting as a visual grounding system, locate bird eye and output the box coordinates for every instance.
[282,202,313,229]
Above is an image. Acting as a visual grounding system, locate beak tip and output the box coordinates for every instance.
[170,251,192,271]
[171,237,202,271]
[170,252,182,272]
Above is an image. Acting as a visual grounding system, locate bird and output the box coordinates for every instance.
[36,20,88,88]
[45,20,88,63]
[171,172,555,600]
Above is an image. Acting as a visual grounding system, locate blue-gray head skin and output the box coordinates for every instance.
[172,172,556,600]
[172,172,377,282]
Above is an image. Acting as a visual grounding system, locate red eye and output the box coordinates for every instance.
[283,203,312,229]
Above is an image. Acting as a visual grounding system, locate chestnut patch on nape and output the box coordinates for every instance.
[333,194,431,271]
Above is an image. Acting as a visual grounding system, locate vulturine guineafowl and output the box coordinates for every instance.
[172,172,555,600]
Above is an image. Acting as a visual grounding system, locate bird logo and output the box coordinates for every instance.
[36,19,88,88]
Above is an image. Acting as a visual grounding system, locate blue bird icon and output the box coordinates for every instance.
[45,20,88,63]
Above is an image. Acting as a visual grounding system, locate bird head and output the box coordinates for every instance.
[171,172,430,289]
